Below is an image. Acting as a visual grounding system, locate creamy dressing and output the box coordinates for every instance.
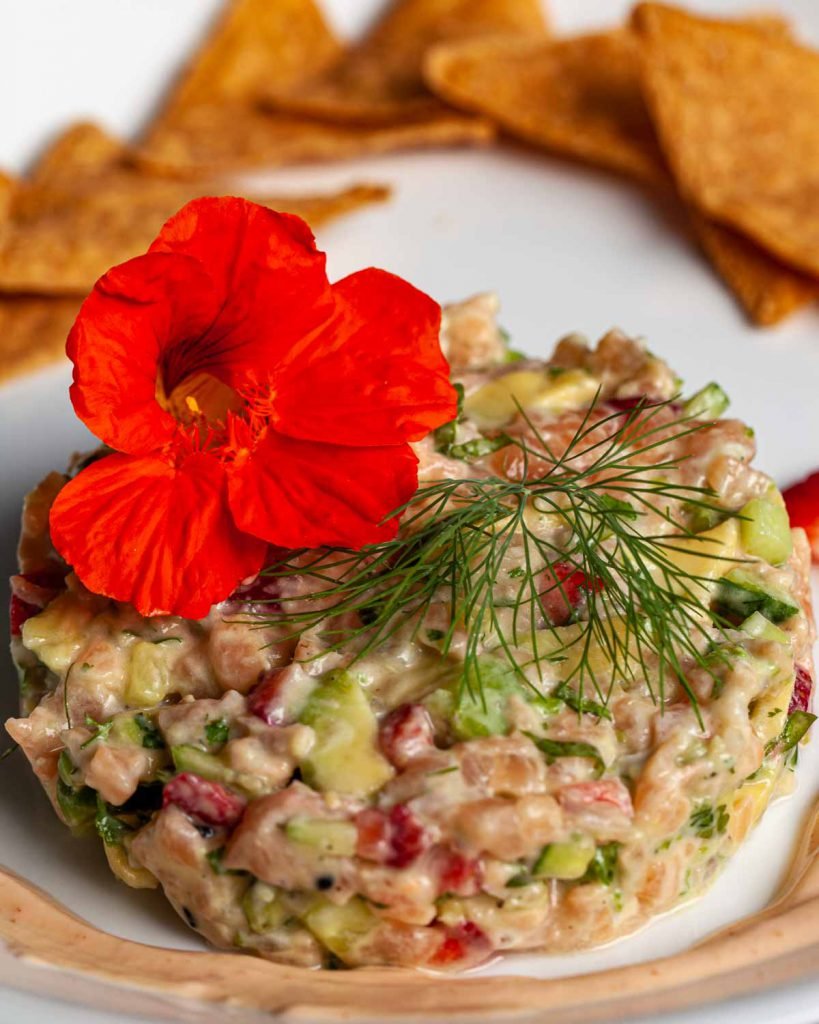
[0,804,818,1019]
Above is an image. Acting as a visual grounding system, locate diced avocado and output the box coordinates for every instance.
[684,382,729,420]
[739,496,792,566]
[126,641,173,707]
[664,518,741,586]
[303,896,378,960]
[533,835,596,880]
[740,611,789,644]
[285,817,358,857]
[171,745,232,783]
[299,672,393,797]
[464,369,598,429]
[714,568,800,624]
[242,881,288,934]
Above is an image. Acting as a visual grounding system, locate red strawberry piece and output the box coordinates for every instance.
[163,773,246,829]
[355,804,431,868]
[436,847,482,897]
[539,561,603,626]
[783,472,819,561]
[429,922,491,967]
[789,665,814,715]
[379,704,435,768]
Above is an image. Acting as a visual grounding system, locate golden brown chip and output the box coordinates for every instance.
[425,30,665,184]
[267,0,550,124]
[633,3,819,278]
[691,216,819,326]
[0,296,79,384]
[141,105,492,177]
[428,23,815,325]
[0,171,15,220]
[140,0,492,174]
[0,123,391,294]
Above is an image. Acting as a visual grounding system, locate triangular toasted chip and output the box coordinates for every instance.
[267,0,550,124]
[0,296,80,384]
[0,123,390,294]
[427,24,815,325]
[0,171,15,220]
[633,3,819,278]
[426,30,665,184]
[691,216,819,326]
[139,0,493,174]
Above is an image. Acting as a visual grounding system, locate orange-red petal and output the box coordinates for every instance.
[150,197,334,394]
[49,452,266,618]
[228,431,419,549]
[68,252,216,454]
[68,198,334,455]
[269,268,457,447]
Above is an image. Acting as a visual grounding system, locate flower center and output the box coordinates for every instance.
[156,370,242,432]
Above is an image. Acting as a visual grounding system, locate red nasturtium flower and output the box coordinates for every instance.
[49,197,457,618]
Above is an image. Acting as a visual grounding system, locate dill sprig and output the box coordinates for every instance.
[252,395,738,713]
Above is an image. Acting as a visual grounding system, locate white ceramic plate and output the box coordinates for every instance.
[2,0,819,1020]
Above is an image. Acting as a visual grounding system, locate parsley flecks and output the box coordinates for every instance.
[583,842,620,885]
[553,682,613,721]
[205,718,230,747]
[80,715,113,749]
[134,713,165,749]
[525,731,605,778]
[689,803,729,839]
[94,796,131,846]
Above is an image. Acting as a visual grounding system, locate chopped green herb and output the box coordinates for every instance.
[80,715,113,749]
[448,433,512,462]
[506,872,532,888]
[206,847,245,875]
[426,765,458,777]
[689,802,729,839]
[56,778,96,831]
[582,842,620,885]
[0,742,19,763]
[768,707,783,718]
[525,732,605,778]
[94,796,131,846]
[508,566,526,579]
[205,718,230,747]
[553,682,612,721]
[134,713,165,749]
[425,628,445,642]
[433,383,465,453]
[81,662,92,671]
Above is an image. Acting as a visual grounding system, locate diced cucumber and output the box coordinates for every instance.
[300,672,393,797]
[451,658,522,740]
[56,777,97,831]
[303,896,378,960]
[685,502,728,535]
[740,611,789,644]
[242,881,288,934]
[532,835,596,880]
[111,715,143,746]
[714,569,800,624]
[285,817,358,857]
[171,745,232,783]
[739,496,792,566]
[684,382,729,420]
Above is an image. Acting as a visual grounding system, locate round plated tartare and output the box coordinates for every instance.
[6,293,815,970]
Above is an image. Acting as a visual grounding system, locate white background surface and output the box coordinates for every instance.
[2,0,819,1021]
